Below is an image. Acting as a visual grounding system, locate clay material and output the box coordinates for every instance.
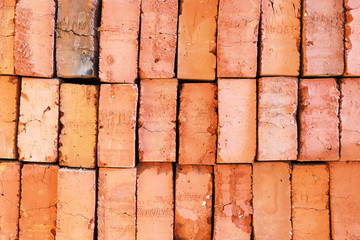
[345,0,360,75]
[0,0,16,74]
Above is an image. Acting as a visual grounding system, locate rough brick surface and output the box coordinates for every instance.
[175,165,213,240]
[139,0,178,78]
[217,79,256,163]
[217,0,260,78]
[179,84,217,165]
[299,78,339,161]
[19,164,58,240]
[258,77,298,160]
[214,164,252,240]
[0,0,16,74]
[18,78,59,162]
[138,79,177,162]
[99,0,140,83]
[59,84,98,168]
[253,162,291,240]
[97,168,136,240]
[97,84,138,167]
[345,0,360,76]
[136,163,174,240]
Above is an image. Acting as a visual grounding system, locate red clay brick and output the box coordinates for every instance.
[0,76,19,159]
[214,164,252,240]
[260,0,300,76]
[99,0,140,83]
[0,161,20,240]
[253,162,291,240]
[56,169,96,240]
[19,164,58,239]
[177,0,218,80]
[330,162,360,240]
[139,0,178,78]
[59,84,98,168]
[138,79,177,162]
[179,83,217,165]
[0,0,16,75]
[258,77,298,160]
[97,168,136,240]
[302,0,344,76]
[175,165,213,240]
[97,84,138,167]
[299,78,339,161]
[292,164,330,240]
[217,79,256,163]
[345,0,360,76]
[136,163,174,240]
[17,78,59,163]
[217,0,260,78]
[56,0,100,78]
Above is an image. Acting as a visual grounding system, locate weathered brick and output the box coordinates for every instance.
[0,0,16,74]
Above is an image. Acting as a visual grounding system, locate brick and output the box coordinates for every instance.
[175,165,213,240]
[99,0,140,83]
[136,163,174,240]
[217,79,256,163]
[56,0,100,78]
[340,78,360,160]
[0,162,20,240]
[302,0,344,76]
[17,78,59,163]
[258,77,298,160]
[97,168,136,240]
[14,0,55,77]
[217,0,260,78]
[299,79,339,161]
[177,0,218,80]
[213,164,252,240]
[345,0,360,75]
[292,164,330,240]
[139,0,178,78]
[59,84,98,168]
[253,162,291,240]
[0,76,19,159]
[97,84,138,167]
[19,164,58,239]
[56,169,96,240]
[330,162,360,239]
[0,0,16,74]
[260,0,300,76]
[138,79,177,162]
[179,84,217,165]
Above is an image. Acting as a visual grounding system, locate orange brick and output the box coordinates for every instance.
[345,0,360,76]
[97,84,138,167]
[0,76,19,159]
[56,0,100,78]
[0,0,16,75]
[19,164,58,239]
[139,0,178,78]
[302,0,344,76]
[14,0,55,77]
[17,78,59,162]
[299,79,339,161]
[217,79,256,163]
[138,79,177,162]
[99,0,140,83]
[59,84,98,168]
[179,84,217,165]
[175,165,213,239]
[292,164,330,240]
[136,163,174,239]
[56,169,96,240]
[177,0,218,80]
[258,77,298,160]
[253,162,291,240]
[97,168,136,240]
[0,161,20,240]
[214,164,252,240]
[217,0,260,78]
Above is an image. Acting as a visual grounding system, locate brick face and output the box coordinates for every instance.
[345,0,360,76]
